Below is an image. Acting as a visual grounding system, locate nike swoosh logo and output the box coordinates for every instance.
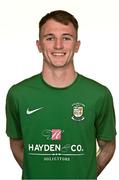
[26,107,44,115]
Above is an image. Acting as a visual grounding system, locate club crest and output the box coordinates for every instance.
[72,103,85,121]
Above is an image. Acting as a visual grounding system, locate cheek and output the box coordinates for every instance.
[70,44,78,52]
[39,41,50,51]
[65,42,76,49]
[42,44,53,52]
[66,45,77,52]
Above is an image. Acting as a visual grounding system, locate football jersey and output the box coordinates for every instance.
[6,73,116,179]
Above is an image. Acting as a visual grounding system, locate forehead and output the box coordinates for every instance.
[40,19,77,37]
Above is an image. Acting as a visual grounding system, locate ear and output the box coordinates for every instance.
[75,40,81,53]
[36,40,42,53]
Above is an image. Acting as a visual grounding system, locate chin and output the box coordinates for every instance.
[52,63,68,68]
[51,61,66,67]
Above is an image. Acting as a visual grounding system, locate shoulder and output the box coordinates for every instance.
[78,74,112,98]
[7,74,41,97]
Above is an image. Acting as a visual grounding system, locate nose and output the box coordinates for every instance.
[54,38,64,50]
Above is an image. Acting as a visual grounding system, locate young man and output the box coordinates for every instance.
[6,10,116,179]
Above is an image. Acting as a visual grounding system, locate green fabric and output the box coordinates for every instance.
[6,73,116,179]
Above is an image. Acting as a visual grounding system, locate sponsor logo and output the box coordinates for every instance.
[28,129,85,161]
[52,129,62,140]
[72,103,85,121]
[28,143,84,153]
[41,129,64,140]
[26,107,44,115]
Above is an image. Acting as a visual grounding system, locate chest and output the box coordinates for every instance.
[18,90,97,141]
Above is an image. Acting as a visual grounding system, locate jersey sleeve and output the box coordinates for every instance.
[6,86,22,139]
[95,88,116,141]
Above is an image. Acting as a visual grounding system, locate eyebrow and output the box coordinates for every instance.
[43,33,54,37]
[43,33,73,37]
[62,33,73,37]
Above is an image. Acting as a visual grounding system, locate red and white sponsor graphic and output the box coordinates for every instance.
[52,129,62,140]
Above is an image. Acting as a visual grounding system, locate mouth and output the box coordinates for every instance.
[51,52,66,56]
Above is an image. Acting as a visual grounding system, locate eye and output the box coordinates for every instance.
[63,37,72,41]
[46,37,54,41]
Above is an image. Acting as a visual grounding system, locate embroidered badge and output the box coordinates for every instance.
[72,103,85,121]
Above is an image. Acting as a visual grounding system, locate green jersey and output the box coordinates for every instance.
[6,73,116,180]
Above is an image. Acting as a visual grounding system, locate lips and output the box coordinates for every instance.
[51,52,66,56]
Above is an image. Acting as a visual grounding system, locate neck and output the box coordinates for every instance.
[42,63,77,88]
